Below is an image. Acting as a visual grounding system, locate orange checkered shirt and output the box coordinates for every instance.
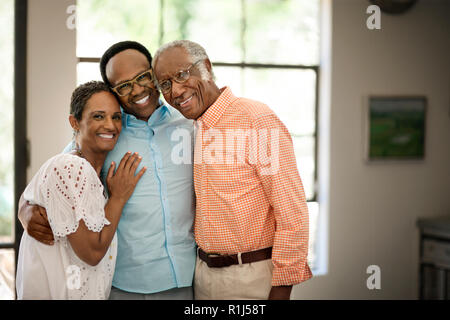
[194,87,312,286]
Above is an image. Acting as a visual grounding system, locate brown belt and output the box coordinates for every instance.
[198,247,272,268]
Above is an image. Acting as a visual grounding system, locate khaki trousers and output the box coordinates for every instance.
[194,256,273,300]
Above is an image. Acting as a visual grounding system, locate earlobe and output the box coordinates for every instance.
[69,115,79,131]
[205,59,212,72]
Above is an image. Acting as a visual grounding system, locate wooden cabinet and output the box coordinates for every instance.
[417,217,450,300]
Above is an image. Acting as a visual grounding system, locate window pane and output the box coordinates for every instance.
[293,136,315,200]
[245,0,320,65]
[77,62,102,85]
[213,66,243,94]
[242,68,316,137]
[162,0,242,62]
[76,0,161,57]
[214,67,317,135]
[0,0,14,245]
[244,68,316,199]
[214,66,316,200]
[0,249,14,300]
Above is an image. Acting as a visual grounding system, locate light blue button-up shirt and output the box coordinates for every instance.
[64,103,196,294]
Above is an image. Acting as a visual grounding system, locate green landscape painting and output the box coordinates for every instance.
[368,97,426,160]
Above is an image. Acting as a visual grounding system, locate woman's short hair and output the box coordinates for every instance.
[70,81,111,120]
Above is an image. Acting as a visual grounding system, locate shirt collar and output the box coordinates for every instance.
[198,86,236,129]
[122,99,171,127]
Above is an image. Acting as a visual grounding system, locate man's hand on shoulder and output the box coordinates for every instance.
[18,197,54,245]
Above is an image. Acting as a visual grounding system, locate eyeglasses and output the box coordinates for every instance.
[156,60,202,94]
[111,69,155,97]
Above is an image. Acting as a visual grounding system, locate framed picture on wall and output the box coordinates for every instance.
[365,96,426,161]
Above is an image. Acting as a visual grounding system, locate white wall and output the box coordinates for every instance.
[27,0,76,178]
[293,0,450,299]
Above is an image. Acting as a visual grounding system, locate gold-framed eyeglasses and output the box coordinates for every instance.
[111,69,156,97]
[156,60,202,94]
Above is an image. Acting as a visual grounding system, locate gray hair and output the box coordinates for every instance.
[152,40,215,81]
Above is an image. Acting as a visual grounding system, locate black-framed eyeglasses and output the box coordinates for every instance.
[156,60,202,94]
[111,69,156,97]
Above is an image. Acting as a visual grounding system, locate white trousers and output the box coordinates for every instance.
[194,256,273,300]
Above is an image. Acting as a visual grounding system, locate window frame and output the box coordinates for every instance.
[13,0,27,264]
[76,0,321,270]
[0,0,28,300]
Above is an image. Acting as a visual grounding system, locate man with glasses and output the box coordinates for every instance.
[18,41,196,300]
[152,40,313,300]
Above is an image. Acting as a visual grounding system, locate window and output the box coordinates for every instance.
[76,0,321,270]
[0,0,16,300]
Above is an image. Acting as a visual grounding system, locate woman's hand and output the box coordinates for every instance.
[68,152,146,266]
[106,152,146,204]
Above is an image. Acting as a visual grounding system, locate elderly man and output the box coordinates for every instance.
[152,40,313,300]
[18,41,196,300]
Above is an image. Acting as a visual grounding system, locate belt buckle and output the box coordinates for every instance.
[198,247,220,258]
[206,252,221,258]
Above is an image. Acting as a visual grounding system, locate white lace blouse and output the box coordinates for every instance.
[16,154,117,300]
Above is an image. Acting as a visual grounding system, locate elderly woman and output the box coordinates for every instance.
[16,81,146,299]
